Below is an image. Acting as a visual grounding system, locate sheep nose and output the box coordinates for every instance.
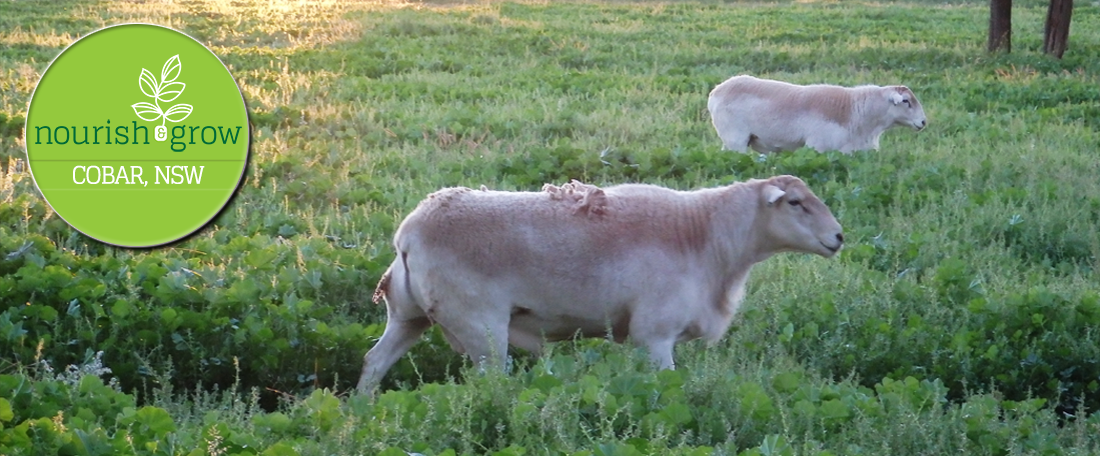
[919,120,927,129]
[836,233,844,244]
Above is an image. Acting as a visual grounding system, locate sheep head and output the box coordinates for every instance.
[758,175,844,258]
[886,86,927,131]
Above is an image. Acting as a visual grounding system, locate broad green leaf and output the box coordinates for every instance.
[261,442,300,456]
[111,300,133,318]
[530,374,562,392]
[758,434,793,456]
[253,412,292,434]
[73,428,113,455]
[656,369,684,389]
[772,372,803,394]
[160,308,178,326]
[659,401,692,426]
[819,399,850,420]
[737,382,775,421]
[245,248,279,269]
[0,397,12,422]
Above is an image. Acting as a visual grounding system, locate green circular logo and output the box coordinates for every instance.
[25,23,250,248]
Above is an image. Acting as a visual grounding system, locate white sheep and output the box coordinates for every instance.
[707,74,927,154]
[357,175,844,394]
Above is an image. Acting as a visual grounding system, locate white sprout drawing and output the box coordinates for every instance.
[131,55,193,132]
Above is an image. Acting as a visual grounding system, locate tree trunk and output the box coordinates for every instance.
[1043,0,1073,58]
[988,0,1012,52]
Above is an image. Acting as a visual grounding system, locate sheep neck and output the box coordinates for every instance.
[705,182,771,282]
[847,86,891,140]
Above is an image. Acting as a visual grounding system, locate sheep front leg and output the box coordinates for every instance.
[629,313,679,370]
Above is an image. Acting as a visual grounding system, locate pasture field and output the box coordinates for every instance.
[2,0,1100,454]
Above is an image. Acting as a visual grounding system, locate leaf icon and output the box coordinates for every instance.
[132,102,163,121]
[139,68,160,98]
[161,55,182,84]
[157,82,186,102]
[163,104,193,123]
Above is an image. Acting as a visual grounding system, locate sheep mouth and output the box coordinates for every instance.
[821,241,841,255]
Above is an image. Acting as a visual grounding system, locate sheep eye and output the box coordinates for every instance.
[788,199,801,207]
[903,99,912,107]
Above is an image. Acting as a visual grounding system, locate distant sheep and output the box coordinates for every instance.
[356,176,844,394]
[707,74,927,154]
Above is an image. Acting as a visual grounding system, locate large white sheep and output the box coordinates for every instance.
[707,74,927,154]
[356,175,844,394]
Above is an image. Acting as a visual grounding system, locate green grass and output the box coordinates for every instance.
[2,0,1100,454]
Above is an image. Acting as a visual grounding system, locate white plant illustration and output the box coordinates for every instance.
[131,55,193,138]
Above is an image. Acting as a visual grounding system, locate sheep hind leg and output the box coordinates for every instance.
[357,316,432,394]
[710,116,752,152]
[432,310,511,375]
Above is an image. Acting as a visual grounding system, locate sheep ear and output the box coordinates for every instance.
[763,185,786,206]
[888,89,905,105]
